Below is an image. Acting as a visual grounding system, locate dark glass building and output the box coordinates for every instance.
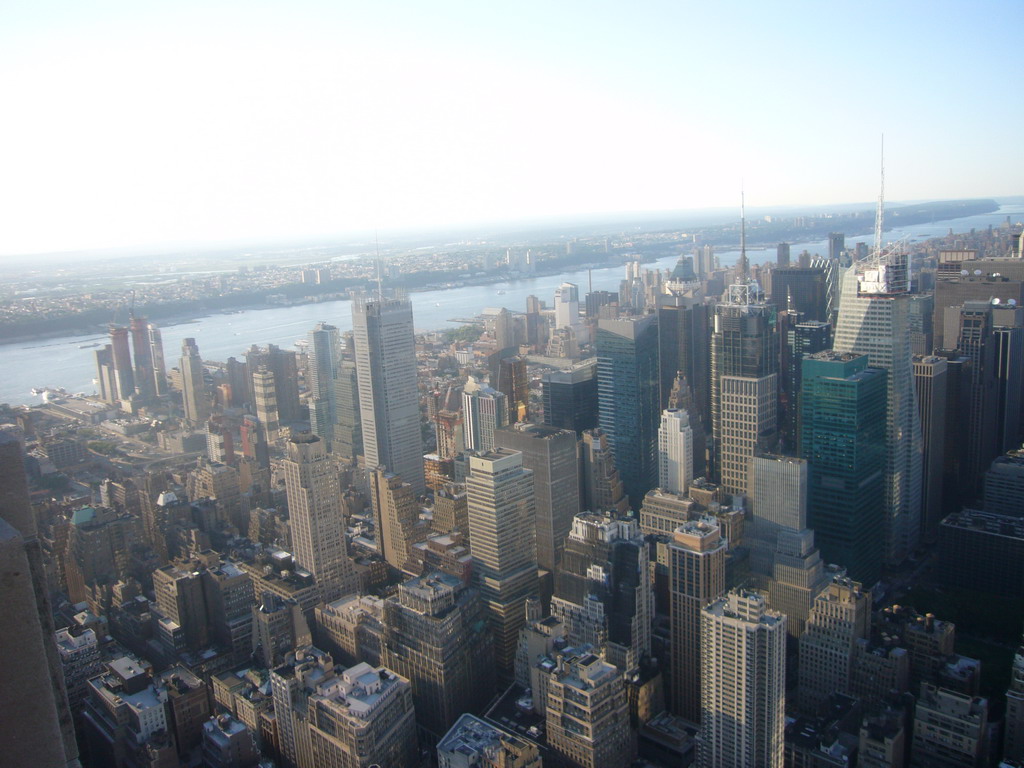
[800,351,886,585]
[542,359,599,436]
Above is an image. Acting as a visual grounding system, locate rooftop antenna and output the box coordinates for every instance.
[375,231,384,300]
[873,134,885,259]
[739,184,749,280]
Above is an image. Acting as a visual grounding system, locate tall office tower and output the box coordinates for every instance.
[129,314,154,400]
[777,242,791,268]
[798,577,871,713]
[554,281,580,329]
[913,355,949,543]
[667,372,708,479]
[94,345,118,403]
[307,321,341,448]
[109,324,136,400]
[580,428,630,515]
[180,337,210,424]
[466,449,539,680]
[809,256,842,325]
[778,318,831,452]
[352,295,425,495]
[993,304,1024,452]
[985,448,1024,516]
[542,359,599,436]
[239,414,270,468]
[585,289,618,319]
[911,684,989,768]
[153,563,209,651]
[434,409,464,460]
[438,714,542,768]
[370,467,421,571]
[828,232,846,261]
[0,435,79,768]
[932,273,1024,350]
[668,517,726,722]
[657,287,711,422]
[251,367,280,441]
[462,376,508,452]
[800,351,886,584]
[551,514,651,672]
[597,315,660,508]
[494,355,529,424]
[284,432,356,602]
[699,590,786,768]
[658,409,693,494]
[382,572,494,741]
[769,268,829,322]
[832,255,923,564]
[495,423,579,573]
[224,355,248,407]
[146,323,168,396]
[952,301,1001,495]
[710,283,777,497]
[749,454,827,637]
[545,649,635,768]
[1005,639,1024,762]
[908,293,934,356]
[333,358,363,460]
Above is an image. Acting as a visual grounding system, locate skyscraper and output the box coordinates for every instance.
[913,355,948,543]
[658,408,693,495]
[245,344,301,424]
[333,358,363,460]
[369,467,421,572]
[130,314,154,401]
[495,423,580,574]
[180,337,210,425]
[283,432,357,603]
[832,254,923,564]
[352,295,425,495]
[462,376,508,453]
[657,287,711,422]
[597,315,660,508]
[699,590,786,768]
[668,517,726,722]
[579,428,630,515]
[466,448,538,680]
[554,281,580,330]
[148,322,168,396]
[109,324,135,401]
[542,359,599,436]
[251,367,280,442]
[800,351,886,584]
[710,283,777,498]
[307,321,340,448]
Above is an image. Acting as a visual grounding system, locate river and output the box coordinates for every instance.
[3,203,1022,407]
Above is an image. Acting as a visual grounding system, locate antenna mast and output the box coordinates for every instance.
[873,134,885,259]
[739,185,748,280]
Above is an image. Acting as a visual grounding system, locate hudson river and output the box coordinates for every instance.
[3,204,1022,407]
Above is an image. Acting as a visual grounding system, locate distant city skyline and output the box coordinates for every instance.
[1,1,1022,256]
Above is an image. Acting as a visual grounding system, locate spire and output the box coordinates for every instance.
[739,186,749,280]
[873,134,885,260]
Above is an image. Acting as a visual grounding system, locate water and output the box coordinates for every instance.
[3,203,1021,407]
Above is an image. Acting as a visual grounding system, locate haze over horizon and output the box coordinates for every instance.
[2,1,1021,257]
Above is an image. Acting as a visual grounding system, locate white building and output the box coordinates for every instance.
[658,408,693,494]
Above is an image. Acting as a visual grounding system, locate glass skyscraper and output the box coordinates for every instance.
[596,315,660,509]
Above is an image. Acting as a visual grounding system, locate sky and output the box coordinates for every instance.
[1,1,1021,256]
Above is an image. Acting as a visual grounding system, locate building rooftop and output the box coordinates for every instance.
[941,508,1024,538]
[438,712,535,760]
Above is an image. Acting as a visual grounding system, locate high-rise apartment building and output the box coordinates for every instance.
[551,514,652,673]
[382,572,494,741]
[462,376,508,453]
[352,295,425,495]
[798,577,871,713]
[283,432,356,603]
[495,423,580,573]
[251,367,280,442]
[148,322,168,395]
[710,283,777,497]
[800,351,887,584]
[668,517,726,722]
[109,324,136,401]
[832,256,922,564]
[466,449,538,680]
[545,649,635,768]
[658,409,693,495]
[597,315,660,508]
[699,590,786,768]
[369,467,421,572]
[180,337,210,424]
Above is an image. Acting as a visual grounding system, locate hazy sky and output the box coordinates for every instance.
[1,1,1021,256]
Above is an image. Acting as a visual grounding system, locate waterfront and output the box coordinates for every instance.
[2,203,1021,407]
